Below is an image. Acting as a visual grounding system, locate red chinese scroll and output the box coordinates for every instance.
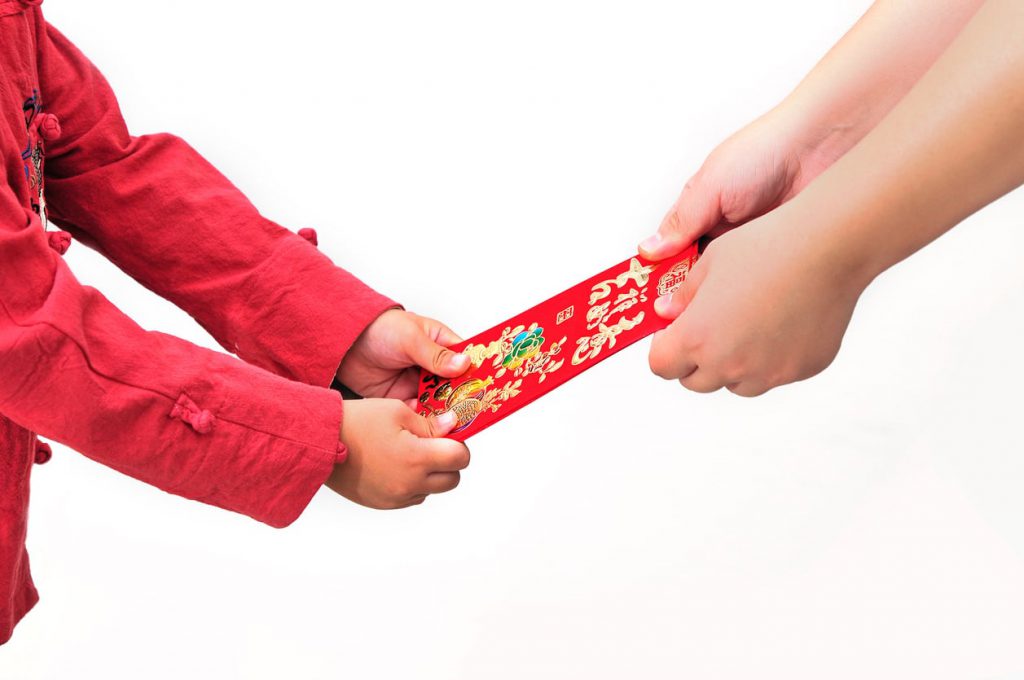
[416,243,700,441]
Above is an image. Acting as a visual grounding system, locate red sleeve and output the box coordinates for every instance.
[0,190,343,527]
[35,20,396,388]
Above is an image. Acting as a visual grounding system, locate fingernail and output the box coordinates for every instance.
[448,353,470,372]
[437,411,457,430]
[639,233,662,252]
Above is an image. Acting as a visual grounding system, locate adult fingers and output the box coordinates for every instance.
[652,258,707,322]
[727,380,770,398]
[679,368,726,394]
[649,257,714,382]
[648,324,699,382]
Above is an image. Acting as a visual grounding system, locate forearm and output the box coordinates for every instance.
[0,202,346,527]
[796,0,1024,282]
[46,139,394,388]
[38,21,396,387]
[778,0,985,164]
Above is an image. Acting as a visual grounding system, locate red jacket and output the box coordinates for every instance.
[0,0,394,643]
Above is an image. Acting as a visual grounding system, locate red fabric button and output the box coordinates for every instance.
[47,230,71,255]
[34,440,52,465]
[36,113,61,141]
[335,440,348,465]
[169,393,216,434]
[297,228,318,247]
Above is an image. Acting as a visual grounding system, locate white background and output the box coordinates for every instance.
[4,1,1024,678]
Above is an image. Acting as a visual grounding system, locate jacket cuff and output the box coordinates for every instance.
[232,234,398,388]
[167,350,348,528]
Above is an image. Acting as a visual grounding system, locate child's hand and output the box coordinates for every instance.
[327,399,470,509]
[337,310,471,400]
[638,107,844,261]
[647,208,869,396]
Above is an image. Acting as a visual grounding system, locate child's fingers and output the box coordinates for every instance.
[425,471,461,494]
[402,494,428,508]
[428,440,471,472]
[408,430,471,472]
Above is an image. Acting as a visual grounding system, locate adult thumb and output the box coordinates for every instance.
[640,174,722,261]
[653,257,707,321]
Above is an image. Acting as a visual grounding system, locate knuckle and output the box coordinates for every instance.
[680,370,720,394]
[432,346,450,371]
[680,324,707,354]
[386,479,413,500]
[683,173,703,194]
[806,350,837,378]
[373,495,402,510]
[453,445,471,470]
[409,446,431,468]
[728,382,767,398]
[388,399,411,421]
[687,380,719,394]
[648,350,674,380]
[663,206,684,235]
[769,364,798,389]
[418,414,444,439]
[719,358,747,384]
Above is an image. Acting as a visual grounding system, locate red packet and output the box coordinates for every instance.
[416,243,700,441]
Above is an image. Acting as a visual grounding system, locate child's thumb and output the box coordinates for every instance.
[407,335,471,378]
[410,409,459,439]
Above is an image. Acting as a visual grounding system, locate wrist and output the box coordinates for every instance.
[771,196,878,299]
[770,94,871,175]
[335,306,403,384]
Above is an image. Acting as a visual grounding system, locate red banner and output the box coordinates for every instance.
[416,243,700,441]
